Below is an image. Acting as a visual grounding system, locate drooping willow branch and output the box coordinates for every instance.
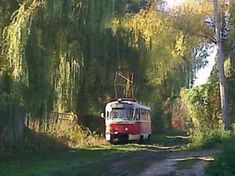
[2,0,44,79]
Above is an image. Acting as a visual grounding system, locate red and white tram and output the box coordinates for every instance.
[101,99,151,143]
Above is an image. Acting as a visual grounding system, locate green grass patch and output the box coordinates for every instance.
[0,148,108,176]
[206,137,235,176]
[0,142,153,176]
[188,128,233,150]
[151,133,190,149]
[0,134,191,176]
[175,158,198,170]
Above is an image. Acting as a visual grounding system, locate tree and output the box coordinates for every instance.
[213,0,230,129]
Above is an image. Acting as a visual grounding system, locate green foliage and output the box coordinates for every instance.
[0,0,229,148]
[0,74,16,128]
[0,72,25,148]
[227,77,235,123]
[191,129,232,149]
[206,138,235,176]
[118,4,211,130]
[175,159,198,170]
[179,83,225,147]
[3,0,44,79]
[0,0,18,43]
[0,72,24,123]
[25,112,105,149]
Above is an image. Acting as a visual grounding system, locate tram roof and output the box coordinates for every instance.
[106,99,151,110]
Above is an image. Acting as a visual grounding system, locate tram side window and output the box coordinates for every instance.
[141,109,146,121]
[146,110,150,121]
[140,109,143,120]
[135,109,140,120]
[106,111,110,119]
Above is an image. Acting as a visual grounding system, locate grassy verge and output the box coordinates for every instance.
[0,132,191,176]
[175,158,199,170]
[0,148,104,176]
[150,132,190,150]
[0,142,157,176]
[206,137,235,176]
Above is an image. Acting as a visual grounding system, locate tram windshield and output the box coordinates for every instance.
[110,108,133,120]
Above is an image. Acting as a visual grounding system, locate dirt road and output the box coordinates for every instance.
[105,149,218,176]
[135,150,218,176]
[50,143,219,176]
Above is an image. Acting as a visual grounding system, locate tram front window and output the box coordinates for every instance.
[110,108,133,120]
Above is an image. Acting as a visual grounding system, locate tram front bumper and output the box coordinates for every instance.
[106,133,128,143]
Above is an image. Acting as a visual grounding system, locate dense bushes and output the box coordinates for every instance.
[206,137,235,175]
[174,82,228,147]
[0,73,25,148]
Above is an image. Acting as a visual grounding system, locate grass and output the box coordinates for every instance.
[150,132,190,150]
[174,158,199,170]
[0,143,151,176]
[0,149,105,176]
[0,133,191,176]
[206,137,235,176]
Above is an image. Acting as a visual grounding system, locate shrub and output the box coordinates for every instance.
[176,83,224,147]
[206,138,235,175]
[0,72,25,148]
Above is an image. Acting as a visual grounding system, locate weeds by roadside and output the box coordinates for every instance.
[206,137,235,176]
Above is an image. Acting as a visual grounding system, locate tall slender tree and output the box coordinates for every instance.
[213,0,230,129]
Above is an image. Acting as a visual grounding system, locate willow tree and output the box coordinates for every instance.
[0,0,46,145]
[2,0,228,137]
[110,5,186,130]
[2,0,147,130]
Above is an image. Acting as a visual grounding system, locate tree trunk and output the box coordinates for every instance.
[213,0,230,130]
[232,41,235,71]
[2,108,25,147]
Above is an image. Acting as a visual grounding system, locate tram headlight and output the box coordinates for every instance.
[107,125,115,133]
[110,128,115,133]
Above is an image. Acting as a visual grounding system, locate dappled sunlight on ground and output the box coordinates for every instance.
[137,152,217,176]
[172,156,214,162]
[0,134,220,176]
